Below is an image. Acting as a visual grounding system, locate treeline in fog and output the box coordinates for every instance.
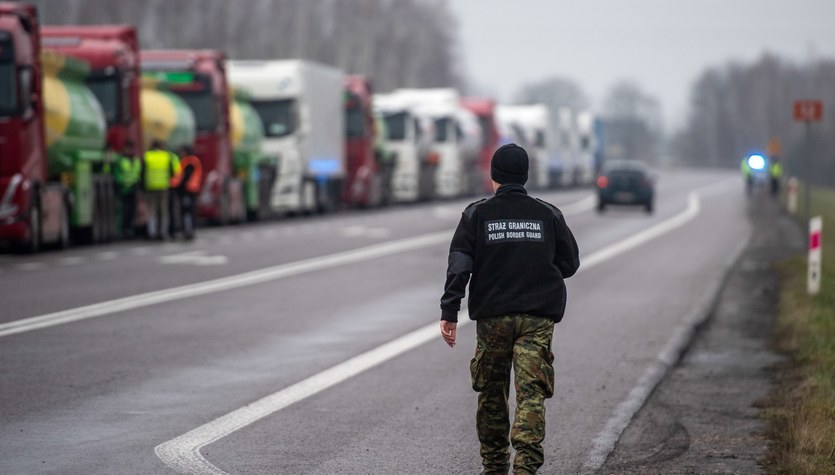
[673,54,835,184]
[23,0,462,92]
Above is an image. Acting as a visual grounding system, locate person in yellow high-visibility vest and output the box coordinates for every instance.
[143,140,180,240]
[769,156,783,196]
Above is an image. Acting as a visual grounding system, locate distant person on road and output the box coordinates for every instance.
[113,140,142,238]
[769,156,783,196]
[143,140,180,240]
[439,143,580,475]
[170,145,203,240]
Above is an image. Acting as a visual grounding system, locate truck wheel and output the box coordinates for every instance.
[302,180,316,215]
[58,199,71,249]
[92,176,103,243]
[26,203,42,253]
[645,200,654,214]
[219,187,230,226]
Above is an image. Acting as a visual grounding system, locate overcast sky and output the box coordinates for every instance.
[447,0,835,129]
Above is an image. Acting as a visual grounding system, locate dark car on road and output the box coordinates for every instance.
[596,160,655,213]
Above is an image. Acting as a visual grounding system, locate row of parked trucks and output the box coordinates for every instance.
[0,2,600,253]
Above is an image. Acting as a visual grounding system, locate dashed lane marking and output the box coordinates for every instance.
[58,256,86,266]
[15,262,47,271]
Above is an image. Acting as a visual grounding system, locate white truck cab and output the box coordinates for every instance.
[496,104,552,190]
[228,60,344,214]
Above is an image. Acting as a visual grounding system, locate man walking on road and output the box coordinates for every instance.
[439,143,580,475]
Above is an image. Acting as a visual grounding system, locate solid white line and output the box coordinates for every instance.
[581,237,749,472]
[155,187,715,474]
[0,232,452,338]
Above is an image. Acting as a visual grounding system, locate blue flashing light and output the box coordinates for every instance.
[747,154,766,171]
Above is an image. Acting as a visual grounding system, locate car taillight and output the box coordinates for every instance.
[596,176,608,188]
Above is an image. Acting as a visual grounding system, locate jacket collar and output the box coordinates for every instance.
[496,183,528,196]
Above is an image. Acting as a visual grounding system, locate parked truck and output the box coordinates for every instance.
[461,98,500,195]
[229,88,275,220]
[373,92,437,203]
[228,60,345,214]
[495,104,551,190]
[388,88,480,199]
[0,2,65,251]
[141,50,245,224]
[0,3,116,251]
[343,75,385,207]
[41,25,142,153]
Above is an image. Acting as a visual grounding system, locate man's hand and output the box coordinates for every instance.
[440,320,457,348]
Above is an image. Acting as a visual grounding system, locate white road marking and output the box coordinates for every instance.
[0,232,451,338]
[16,262,46,271]
[341,225,391,239]
[558,194,596,216]
[96,251,120,261]
[159,251,230,266]
[155,185,725,475]
[59,256,86,266]
[129,246,153,256]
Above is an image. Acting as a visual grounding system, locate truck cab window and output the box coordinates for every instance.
[0,62,17,116]
[345,105,365,138]
[251,99,296,138]
[87,75,122,125]
[434,117,450,143]
[383,112,407,141]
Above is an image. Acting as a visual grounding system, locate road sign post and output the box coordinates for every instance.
[808,216,822,295]
[794,100,823,240]
[787,177,798,214]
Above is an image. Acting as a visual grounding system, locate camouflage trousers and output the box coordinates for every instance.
[470,314,555,475]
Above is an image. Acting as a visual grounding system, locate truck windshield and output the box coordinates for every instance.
[167,74,217,132]
[251,99,296,138]
[434,117,450,143]
[345,104,365,138]
[0,61,17,116]
[177,90,216,132]
[384,112,407,141]
[87,76,121,125]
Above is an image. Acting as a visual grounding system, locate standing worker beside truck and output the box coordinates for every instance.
[143,140,179,240]
[170,145,202,239]
[112,140,141,238]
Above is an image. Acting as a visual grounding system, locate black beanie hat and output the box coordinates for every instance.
[491,143,529,185]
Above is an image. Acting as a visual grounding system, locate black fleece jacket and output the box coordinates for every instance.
[440,184,580,323]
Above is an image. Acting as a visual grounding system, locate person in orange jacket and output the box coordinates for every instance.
[170,146,203,239]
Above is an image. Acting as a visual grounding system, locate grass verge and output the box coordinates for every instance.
[765,185,835,474]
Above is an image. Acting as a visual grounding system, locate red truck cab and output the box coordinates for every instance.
[0,2,65,251]
[343,75,383,207]
[41,25,143,152]
[140,49,244,223]
[461,98,500,195]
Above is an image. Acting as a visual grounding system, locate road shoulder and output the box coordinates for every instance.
[599,194,804,474]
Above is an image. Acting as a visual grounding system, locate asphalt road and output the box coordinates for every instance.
[0,168,750,474]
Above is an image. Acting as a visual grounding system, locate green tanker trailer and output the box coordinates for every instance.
[229,89,276,220]
[41,50,115,242]
[140,77,196,152]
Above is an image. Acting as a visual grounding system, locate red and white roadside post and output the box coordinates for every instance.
[808,216,823,295]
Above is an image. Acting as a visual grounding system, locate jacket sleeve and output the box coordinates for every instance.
[554,212,580,278]
[440,212,476,322]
